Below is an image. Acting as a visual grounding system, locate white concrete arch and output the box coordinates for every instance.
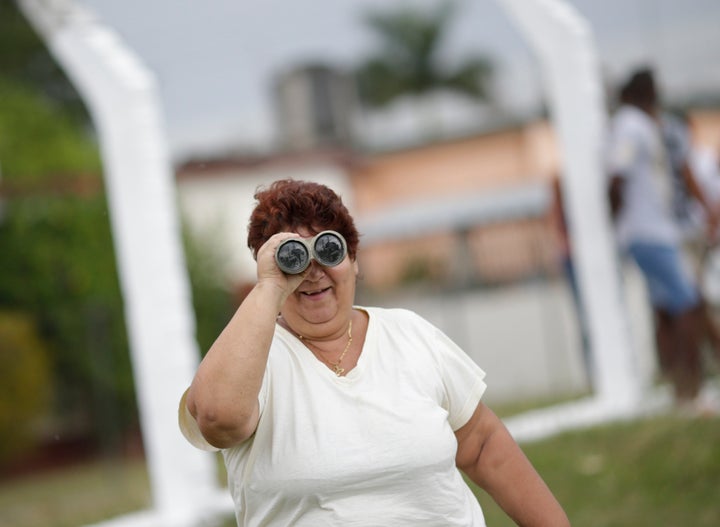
[17,0,232,525]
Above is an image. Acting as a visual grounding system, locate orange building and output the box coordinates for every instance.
[348,120,561,291]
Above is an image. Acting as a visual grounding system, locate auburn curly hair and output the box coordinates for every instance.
[247,179,360,260]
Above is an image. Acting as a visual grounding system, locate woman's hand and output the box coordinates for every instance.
[255,232,310,306]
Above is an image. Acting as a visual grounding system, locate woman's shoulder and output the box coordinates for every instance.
[359,305,432,329]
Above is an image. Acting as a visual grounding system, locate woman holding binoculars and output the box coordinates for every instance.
[180,179,569,526]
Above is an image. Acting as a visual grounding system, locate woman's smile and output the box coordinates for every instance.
[299,285,332,298]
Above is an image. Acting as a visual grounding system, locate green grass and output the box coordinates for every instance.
[0,459,150,527]
[1,415,718,527]
[473,415,720,527]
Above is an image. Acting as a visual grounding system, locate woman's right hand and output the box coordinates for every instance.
[255,232,309,304]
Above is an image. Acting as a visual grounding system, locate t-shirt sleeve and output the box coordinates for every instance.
[430,324,487,431]
[177,335,275,452]
[178,388,221,452]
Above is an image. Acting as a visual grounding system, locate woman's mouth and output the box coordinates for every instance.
[301,286,331,297]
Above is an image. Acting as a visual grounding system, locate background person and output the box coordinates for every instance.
[179,179,570,526]
[661,111,720,365]
[606,68,717,414]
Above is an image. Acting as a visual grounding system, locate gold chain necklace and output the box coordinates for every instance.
[300,320,353,376]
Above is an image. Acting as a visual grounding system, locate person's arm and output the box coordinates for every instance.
[185,233,308,448]
[680,161,720,239]
[455,403,571,527]
[608,174,624,220]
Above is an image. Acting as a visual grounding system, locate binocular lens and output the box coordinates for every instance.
[275,239,310,274]
[314,232,345,266]
[274,231,347,274]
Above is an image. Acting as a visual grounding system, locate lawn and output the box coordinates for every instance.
[0,458,151,527]
[1,415,718,527]
[474,415,720,526]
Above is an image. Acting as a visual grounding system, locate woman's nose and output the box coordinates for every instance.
[305,260,326,279]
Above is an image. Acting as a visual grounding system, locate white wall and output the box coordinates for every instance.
[372,262,655,405]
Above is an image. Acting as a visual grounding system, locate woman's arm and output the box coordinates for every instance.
[455,403,570,527]
[185,233,307,448]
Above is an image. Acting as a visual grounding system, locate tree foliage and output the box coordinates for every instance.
[0,193,136,444]
[0,1,89,124]
[0,1,99,183]
[0,311,52,465]
[0,80,101,183]
[0,2,235,457]
[355,0,493,108]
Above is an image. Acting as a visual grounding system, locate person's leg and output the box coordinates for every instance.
[672,307,704,401]
[654,308,674,380]
[653,307,702,401]
[682,236,720,365]
[629,242,705,403]
[562,255,593,386]
[698,297,720,362]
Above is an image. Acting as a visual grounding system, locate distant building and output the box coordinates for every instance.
[273,64,358,152]
[175,118,563,295]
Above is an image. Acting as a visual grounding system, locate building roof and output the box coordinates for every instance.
[357,181,550,244]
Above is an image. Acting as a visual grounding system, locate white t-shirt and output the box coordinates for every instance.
[606,105,680,248]
[180,306,488,526]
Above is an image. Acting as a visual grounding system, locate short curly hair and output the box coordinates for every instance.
[247,179,360,260]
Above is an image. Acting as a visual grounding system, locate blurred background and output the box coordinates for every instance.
[1,0,719,526]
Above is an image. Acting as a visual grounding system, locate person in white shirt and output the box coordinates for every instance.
[607,68,715,413]
[179,179,570,526]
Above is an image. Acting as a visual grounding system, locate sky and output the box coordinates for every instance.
[74,0,720,161]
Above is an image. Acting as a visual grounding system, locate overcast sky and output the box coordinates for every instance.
[76,0,720,160]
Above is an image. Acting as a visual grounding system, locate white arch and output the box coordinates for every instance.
[495,0,657,442]
[17,0,232,525]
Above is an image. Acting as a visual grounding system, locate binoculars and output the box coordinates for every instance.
[274,231,348,274]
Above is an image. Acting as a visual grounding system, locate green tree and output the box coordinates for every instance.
[0,311,52,466]
[0,192,135,445]
[0,1,98,184]
[0,80,101,184]
[0,2,235,456]
[0,4,122,447]
[0,1,89,125]
[355,0,493,109]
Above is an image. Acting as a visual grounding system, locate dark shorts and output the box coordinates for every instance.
[628,241,700,315]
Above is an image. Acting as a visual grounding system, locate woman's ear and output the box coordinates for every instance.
[353,260,359,277]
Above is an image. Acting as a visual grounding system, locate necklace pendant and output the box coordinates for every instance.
[333,365,345,376]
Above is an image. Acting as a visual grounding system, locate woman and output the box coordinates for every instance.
[180,179,570,526]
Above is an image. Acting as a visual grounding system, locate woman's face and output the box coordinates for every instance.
[279,227,358,337]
